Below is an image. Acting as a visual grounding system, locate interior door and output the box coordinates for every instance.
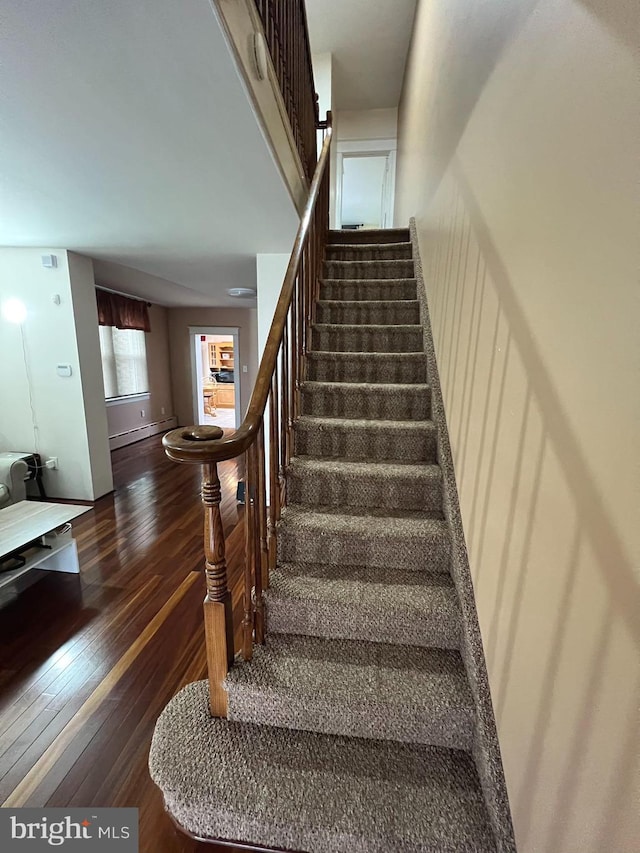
[340,154,389,229]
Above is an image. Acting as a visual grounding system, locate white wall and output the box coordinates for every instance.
[256,253,290,501]
[68,252,113,498]
[312,52,337,228]
[0,249,113,500]
[334,109,398,228]
[336,108,397,141]
[396,2,640,852]
[256,254,290,359]
[313,52,332,125]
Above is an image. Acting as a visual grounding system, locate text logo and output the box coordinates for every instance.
[0,809,138,851]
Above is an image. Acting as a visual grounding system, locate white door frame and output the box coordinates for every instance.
[188,326,241,428]
[335,137,397,229]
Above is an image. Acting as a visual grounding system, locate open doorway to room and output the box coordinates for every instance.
[340,155,388,229]
[336,141,396,230]
[190,327,241,432]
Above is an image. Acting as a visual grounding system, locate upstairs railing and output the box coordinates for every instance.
[163,115,332,715]
[254,0,319,181]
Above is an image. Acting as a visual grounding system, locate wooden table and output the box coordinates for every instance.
[0,500,91,590]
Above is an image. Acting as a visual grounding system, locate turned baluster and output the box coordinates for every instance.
[290,283,298,421]
[256,422,269,592]
[268,372,280,572]
[280,335,290,509]
[297,262,305,407]
[287,309,296,453]
[242,446,255,660]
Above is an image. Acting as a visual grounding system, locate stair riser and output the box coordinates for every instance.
[227,688,473,751]
[316,302,420,325]
[302,386,431,420]
[324,260,415,280]
[277,525,450,573]
[328,229,409,244]
[287,469,443,512]
[312,325,423,353]
[307,354,427,384]
[325,244,412,261]
[294,423,438,463]
[320,279,417,301]
[266,597,460,649]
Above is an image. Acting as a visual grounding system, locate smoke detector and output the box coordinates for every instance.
[227,287,256,299]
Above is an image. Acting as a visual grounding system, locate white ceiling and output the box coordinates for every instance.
[306,0,417,110]
[0,0,299,307]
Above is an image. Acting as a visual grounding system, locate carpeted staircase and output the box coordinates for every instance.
[150,229,503,852]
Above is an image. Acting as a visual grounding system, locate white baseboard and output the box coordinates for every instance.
[108,416,178,451]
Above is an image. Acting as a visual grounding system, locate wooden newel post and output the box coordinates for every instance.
[202,460,234,717]
[162,425,234,718]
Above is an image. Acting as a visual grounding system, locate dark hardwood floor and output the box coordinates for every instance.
[0,435,267,852]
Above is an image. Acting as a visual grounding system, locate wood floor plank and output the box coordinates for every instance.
[2,570,200,807]
[0,436,275,851]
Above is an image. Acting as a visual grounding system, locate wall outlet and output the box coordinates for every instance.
[140,409,145,418]
[242,365,248,373]
[45,457,58,470]
[161,406,165,415]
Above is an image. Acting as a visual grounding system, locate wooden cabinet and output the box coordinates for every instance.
[216,385,235,408]
[208,342,235,371]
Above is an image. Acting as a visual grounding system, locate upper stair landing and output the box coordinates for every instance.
[328,228,410,244]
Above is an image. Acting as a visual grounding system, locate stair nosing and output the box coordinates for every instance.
[312,322,422,329]
[288,456,441,475]
[316,299,420,306]
[302,380,430,390]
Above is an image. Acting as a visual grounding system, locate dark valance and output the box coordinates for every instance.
[96,289,151,332]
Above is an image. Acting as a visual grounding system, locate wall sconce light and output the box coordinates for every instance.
[1,298,27,324]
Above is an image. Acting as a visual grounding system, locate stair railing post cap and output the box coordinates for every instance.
[180,426,225,442]
[162,425,226,463]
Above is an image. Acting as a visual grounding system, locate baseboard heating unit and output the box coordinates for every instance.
[108,416,178,450]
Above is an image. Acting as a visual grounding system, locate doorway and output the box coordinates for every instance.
[341,155,388,229]
[189,327,241,432]
[336,140,396,230]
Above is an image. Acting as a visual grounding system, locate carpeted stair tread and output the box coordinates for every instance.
[225,634,474,749]
[301,380,431,420]
[150,682,496,853]
[328,227,410,244]
[282,503,443,520]
[307,351,427,384]
[325,242,413,261]
[294,415,437,462]
[278,505,450,571]
[266,562,461,649]
[312,323,424,352]
[316,299,420,325]
[287,456,442,512]
[324,259,415,280]
[320,278,418,301]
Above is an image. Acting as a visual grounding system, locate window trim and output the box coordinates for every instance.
[105,392,151,407]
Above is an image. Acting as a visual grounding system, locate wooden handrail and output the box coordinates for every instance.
[163,114,333,716]
[163,117,332,467]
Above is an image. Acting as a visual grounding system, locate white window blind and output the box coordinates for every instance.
[99,326,149,399]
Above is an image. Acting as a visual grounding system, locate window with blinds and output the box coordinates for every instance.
[99,326,149,400]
